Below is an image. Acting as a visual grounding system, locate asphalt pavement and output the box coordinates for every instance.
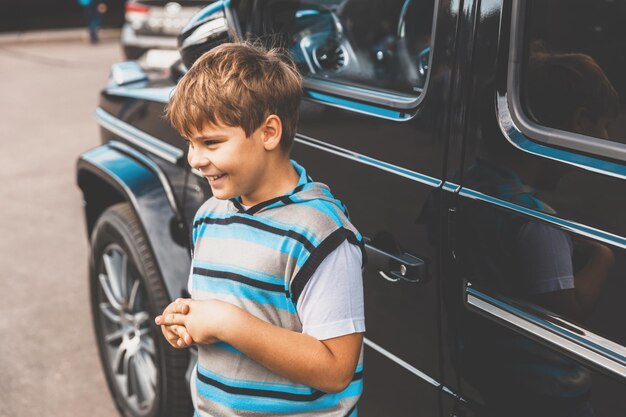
[0,35,123,416]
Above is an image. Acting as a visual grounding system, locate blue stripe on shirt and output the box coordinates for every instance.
[195,212,323,247]
[197,363,318,394]
[191,276,296,313]
[195,222,313,257]
[192,260,286,286]
[195,373,363,413]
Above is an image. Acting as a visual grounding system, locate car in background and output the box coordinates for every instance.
[122,0,212,69]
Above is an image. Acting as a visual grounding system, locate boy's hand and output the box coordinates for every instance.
[157,299,237,345]
[156,298,193,348]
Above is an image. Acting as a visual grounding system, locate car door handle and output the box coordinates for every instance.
[364,243,427,284]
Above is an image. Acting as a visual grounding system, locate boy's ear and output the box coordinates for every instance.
[260,115,283,151]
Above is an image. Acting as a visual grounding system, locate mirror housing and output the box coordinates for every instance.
[178,0,239,71]
[109,61,149,87]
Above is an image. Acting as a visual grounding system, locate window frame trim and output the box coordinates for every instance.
[303,77,422,110]
[466,283,626,383]
[503,0,626,169]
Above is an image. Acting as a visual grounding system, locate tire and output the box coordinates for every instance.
[89,203,193,417]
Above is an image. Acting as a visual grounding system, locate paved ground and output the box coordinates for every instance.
[0,28,121,45]
[0,37,123,417]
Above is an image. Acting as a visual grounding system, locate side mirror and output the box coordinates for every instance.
[108,61,149,87]
[178,0,240,70]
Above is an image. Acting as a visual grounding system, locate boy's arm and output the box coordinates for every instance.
[225,305,363,393]
[159,299,363,393]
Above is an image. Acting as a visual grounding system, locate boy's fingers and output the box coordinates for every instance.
[161,313,186,325]
[175,326,193,345]
[173,300,190,314]
[162,298,181,314]
[162,299,190,315]
[176,334,193,348]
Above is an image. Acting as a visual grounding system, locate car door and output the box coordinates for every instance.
[246,0,459,415]
[447,1,626,415]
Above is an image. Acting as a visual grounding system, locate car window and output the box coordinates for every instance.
[518,0,626,156]
[262,0,435,97]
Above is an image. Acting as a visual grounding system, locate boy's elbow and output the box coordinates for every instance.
[319,373,353,394]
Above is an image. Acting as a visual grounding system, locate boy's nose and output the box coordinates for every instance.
[187,148,210,170]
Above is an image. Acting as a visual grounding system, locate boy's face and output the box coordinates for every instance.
[186,122,274,205]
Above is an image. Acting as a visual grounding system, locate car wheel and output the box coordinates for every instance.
[90,203,193,417]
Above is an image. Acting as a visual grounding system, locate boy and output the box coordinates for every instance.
[155,43,365,416]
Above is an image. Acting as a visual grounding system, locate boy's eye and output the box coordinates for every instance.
[203,140,219,146]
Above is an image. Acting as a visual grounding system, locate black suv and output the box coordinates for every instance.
[77,1,626,416]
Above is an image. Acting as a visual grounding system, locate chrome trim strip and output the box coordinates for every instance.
[96,107,184,164]
[363,338,439,388]
[466,285,626,380]
[442,181,460,193]
[364,338,461,400]
[191,135,442,188]
[501,0,626,176]
[303,78,420,110]
[459,187,626,250]
[498,93,626,181]
[304,90,412,121]
[294,134,442,188]
[108,140,180,215]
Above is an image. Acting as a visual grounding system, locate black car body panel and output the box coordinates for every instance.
[78,0,626,415]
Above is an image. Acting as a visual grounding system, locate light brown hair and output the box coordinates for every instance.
[166,42,303,153]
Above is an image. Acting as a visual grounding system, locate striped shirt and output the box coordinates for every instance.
[189,160,365,417]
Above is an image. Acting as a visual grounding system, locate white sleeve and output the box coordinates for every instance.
[516,221,575,294]
[296,240,366,340]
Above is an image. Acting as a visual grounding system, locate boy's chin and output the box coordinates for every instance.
[211,191,233,200]
[209,187,236,201]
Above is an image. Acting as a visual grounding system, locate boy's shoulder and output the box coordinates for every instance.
[264,183,362,241]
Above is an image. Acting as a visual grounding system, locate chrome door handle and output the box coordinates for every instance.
[365,243,427,283]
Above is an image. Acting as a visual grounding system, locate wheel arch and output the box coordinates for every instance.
[77,142,191,302]
[77,168,126,237]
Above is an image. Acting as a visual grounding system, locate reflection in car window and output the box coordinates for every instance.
[457,157,614,417]
[522,0,626,145]
[263,0,435,96]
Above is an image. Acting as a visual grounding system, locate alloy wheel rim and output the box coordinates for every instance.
[97,243,157,415]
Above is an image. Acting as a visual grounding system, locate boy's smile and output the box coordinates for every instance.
[186,116,299,206]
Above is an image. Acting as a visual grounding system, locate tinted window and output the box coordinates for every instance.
[521,0,626,146]
[262,0,435,96]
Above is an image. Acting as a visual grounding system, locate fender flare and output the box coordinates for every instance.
[77,141,190,301]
